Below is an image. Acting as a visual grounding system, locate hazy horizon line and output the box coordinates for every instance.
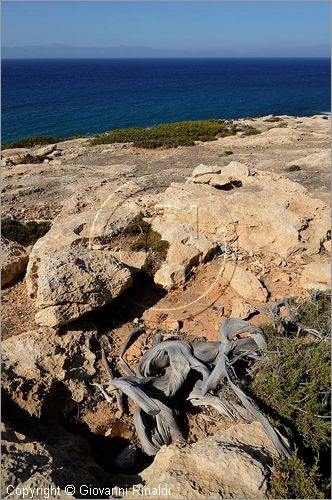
[3,56,331,60]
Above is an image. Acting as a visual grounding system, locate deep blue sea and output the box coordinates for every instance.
[2,58,331,144]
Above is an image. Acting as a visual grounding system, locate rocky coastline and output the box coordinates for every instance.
[2,114,331,499]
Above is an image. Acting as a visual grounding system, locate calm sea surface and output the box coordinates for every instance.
[2,58,331,143]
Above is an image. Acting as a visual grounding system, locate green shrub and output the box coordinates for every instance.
[224,150,234,156]
[22,154,45,164]
[269,454,326,499]
[251,331,330,451]
[250,293,331,498]
[123,214,169,275]
[277,122,288,128]
[242,127,261,136]
[2,136,58,150]
[90,120,235,149]
[296,291,331,334]
[2,218,51,246]
[288,164,301,172]
[264,116,282,123]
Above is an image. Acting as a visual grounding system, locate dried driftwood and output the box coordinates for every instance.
[96,317,293,458]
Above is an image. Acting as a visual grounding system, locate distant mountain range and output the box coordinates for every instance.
[3,43,330,59]
[2,44,189,59]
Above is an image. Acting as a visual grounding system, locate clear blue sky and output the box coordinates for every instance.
[2,1,331,58]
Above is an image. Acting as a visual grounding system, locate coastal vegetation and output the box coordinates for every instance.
[123,213,169,276]
[90,119,236,148]
[250,292,331,498]
[2,217,51,246]
[2,134,86,150]
[264,116,283,123]
[288,164,302,172]
[269,454,326,499]
[2,136,59,150]
[242,126,262,136]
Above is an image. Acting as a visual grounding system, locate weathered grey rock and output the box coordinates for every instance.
[26,213,133,327]
[231,297,256,319]
[1,238,29,287]
[140,421,277,499]
[2,323,96,417]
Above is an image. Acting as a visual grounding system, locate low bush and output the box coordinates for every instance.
[264,116,282,123]
[223,150,233,156]
[242,126,262,136]
[2,136,58,150]
[90,120,236,149]
[249,292,331,498]
[22,154,45,164]
[2,218,51,246]
[288,164,301,172]
[123,213,169,275]
[269,454,326,499]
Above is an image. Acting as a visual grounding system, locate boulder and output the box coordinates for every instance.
[154,237,219,289]
[300,261,330,291]
[192,164,222,177]
[154,263,186,290]
[192,161,251,188]
[231,297,256,319]
[226,266,268,302]
[4,154,32,166]
[1,238,29,287]
[26,213,133,327]
[140,421,277,499]
[2,145,57,167]
[110,250,147,273]
[2,323,96,417]
[32,144,57,157]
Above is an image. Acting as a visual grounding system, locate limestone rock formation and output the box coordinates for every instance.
[141,421,277,499]
[26,213,133,327]
[1,238,29,287]
[2,144,58,166]
[151,163,329,290]
[2,323,97,417]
